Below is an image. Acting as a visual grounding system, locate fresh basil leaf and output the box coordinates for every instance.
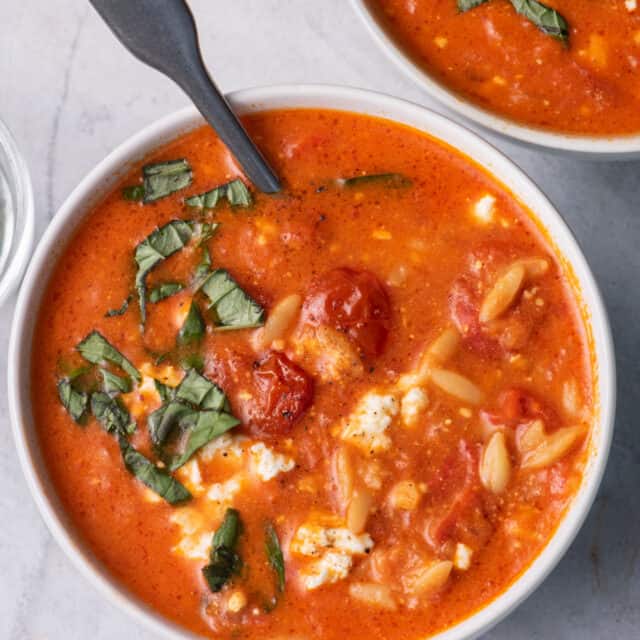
[186,179,252,210]
[142,159,192,203]
[510,0,568,42]
[457,0,489,11]
[148,401,195,446]
[76,331,141,382]
[135,220,192,324]
[118,435,191,504]
[169,410,239,470]
[201,269,264,330]
[178,301,206,345]
[195,221,219,244]
[99,368,132,395]
[203,508,243,592]
[149,283,184,304]
[105,294,133,318]
[57,379,89,423]
[265,522,285,593]
[91,392,136,435]
[122,185,145,202]
[176,368,229,411]
[154,379,174,403]
[181,353,204,372]
[340,173,411,188]
[194,247,212,285]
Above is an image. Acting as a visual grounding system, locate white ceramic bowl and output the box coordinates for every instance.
[350,0,640,159]
[9,85,615,640]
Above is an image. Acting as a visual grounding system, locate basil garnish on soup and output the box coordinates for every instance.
[143,159,193,203]
[457,0,568,43]
[265,522,286,593]
[134,220,192,325]
[201,269,265,330]
[202,508,243,592]
[118,435,191,505]
[148,282,184,304]
[178,301,206,345]
[91,392,136,436]
[76,331,141,382]
[148,368,239,470]
[340,172,411,189]
[57,379,89,423]
[99,368,132,395]
[105,294,133,318]
[186,178,252,210]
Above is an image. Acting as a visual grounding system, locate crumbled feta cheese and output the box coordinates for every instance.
[401,387,428,426]
[453,543,473,570]
[206,476,243,504]
[626,0,637,12]
[249,442,295,481]
[176,459,204,495]
[170,507,205,535]
[301,551,352,590]
[472,194,496,224]
[172,530,213,561]
[199,433,247,461]
[341,392,398,453]
[291,524,373,557]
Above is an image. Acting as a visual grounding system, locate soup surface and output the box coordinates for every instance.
[368,0,640,135]
[32,109,594,639]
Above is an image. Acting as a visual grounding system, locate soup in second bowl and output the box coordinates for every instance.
[368,0,640,135]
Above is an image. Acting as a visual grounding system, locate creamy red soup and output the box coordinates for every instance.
[32,109,594,639]
[367,0,640,135]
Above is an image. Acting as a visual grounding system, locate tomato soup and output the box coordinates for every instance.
[32,109,594,639]
[367,0,640,135]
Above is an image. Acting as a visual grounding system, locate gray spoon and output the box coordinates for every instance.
[89,0,280,193]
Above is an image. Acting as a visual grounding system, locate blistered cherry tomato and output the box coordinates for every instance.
[302,268,391,358]
[248,351,313,438]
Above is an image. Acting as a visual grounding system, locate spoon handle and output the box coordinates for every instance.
[89,0,280,193]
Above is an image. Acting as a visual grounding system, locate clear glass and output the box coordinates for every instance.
[0,118,34,306]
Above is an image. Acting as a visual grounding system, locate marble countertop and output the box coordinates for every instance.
[1,1,638,638]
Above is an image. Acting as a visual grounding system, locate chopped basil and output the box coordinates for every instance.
[457,0,488,10]
[194,247,212,284]
[149,369,239,467]
[142,159,193,203]
[202,508,243,592]
[148,400,195,445]
[181,352,204,371]
[118,435,191,505]
[169,410,239,470]
[176,369,229,410]
[99,368,132,395]
[57,379,89,423]
[340,173,411,189]
[201,269,264,330]
[105,295,133,318]
[265,522,285,593]
[178,301,206,344]
[510,0,568,42]
[91,392,136,435]
[154,379,174,403]
[458,0,568,42]
[122,185,145,202]
[135,220,192,324]
[76,331,141,382]
[149,283,184,303]
[186,178,252,210]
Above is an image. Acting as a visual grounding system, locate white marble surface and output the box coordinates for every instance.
[0,1,638,639]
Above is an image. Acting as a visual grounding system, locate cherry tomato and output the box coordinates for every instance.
[302,268,391,358]
[247,351,313,438]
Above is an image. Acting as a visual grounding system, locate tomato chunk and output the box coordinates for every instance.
[302,267,391,358]
[498,387,556,426]
[247,351,314,438]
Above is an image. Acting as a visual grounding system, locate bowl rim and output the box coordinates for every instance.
[0,117,35,306]
[8,83,616,640]
[349,0,640,157]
